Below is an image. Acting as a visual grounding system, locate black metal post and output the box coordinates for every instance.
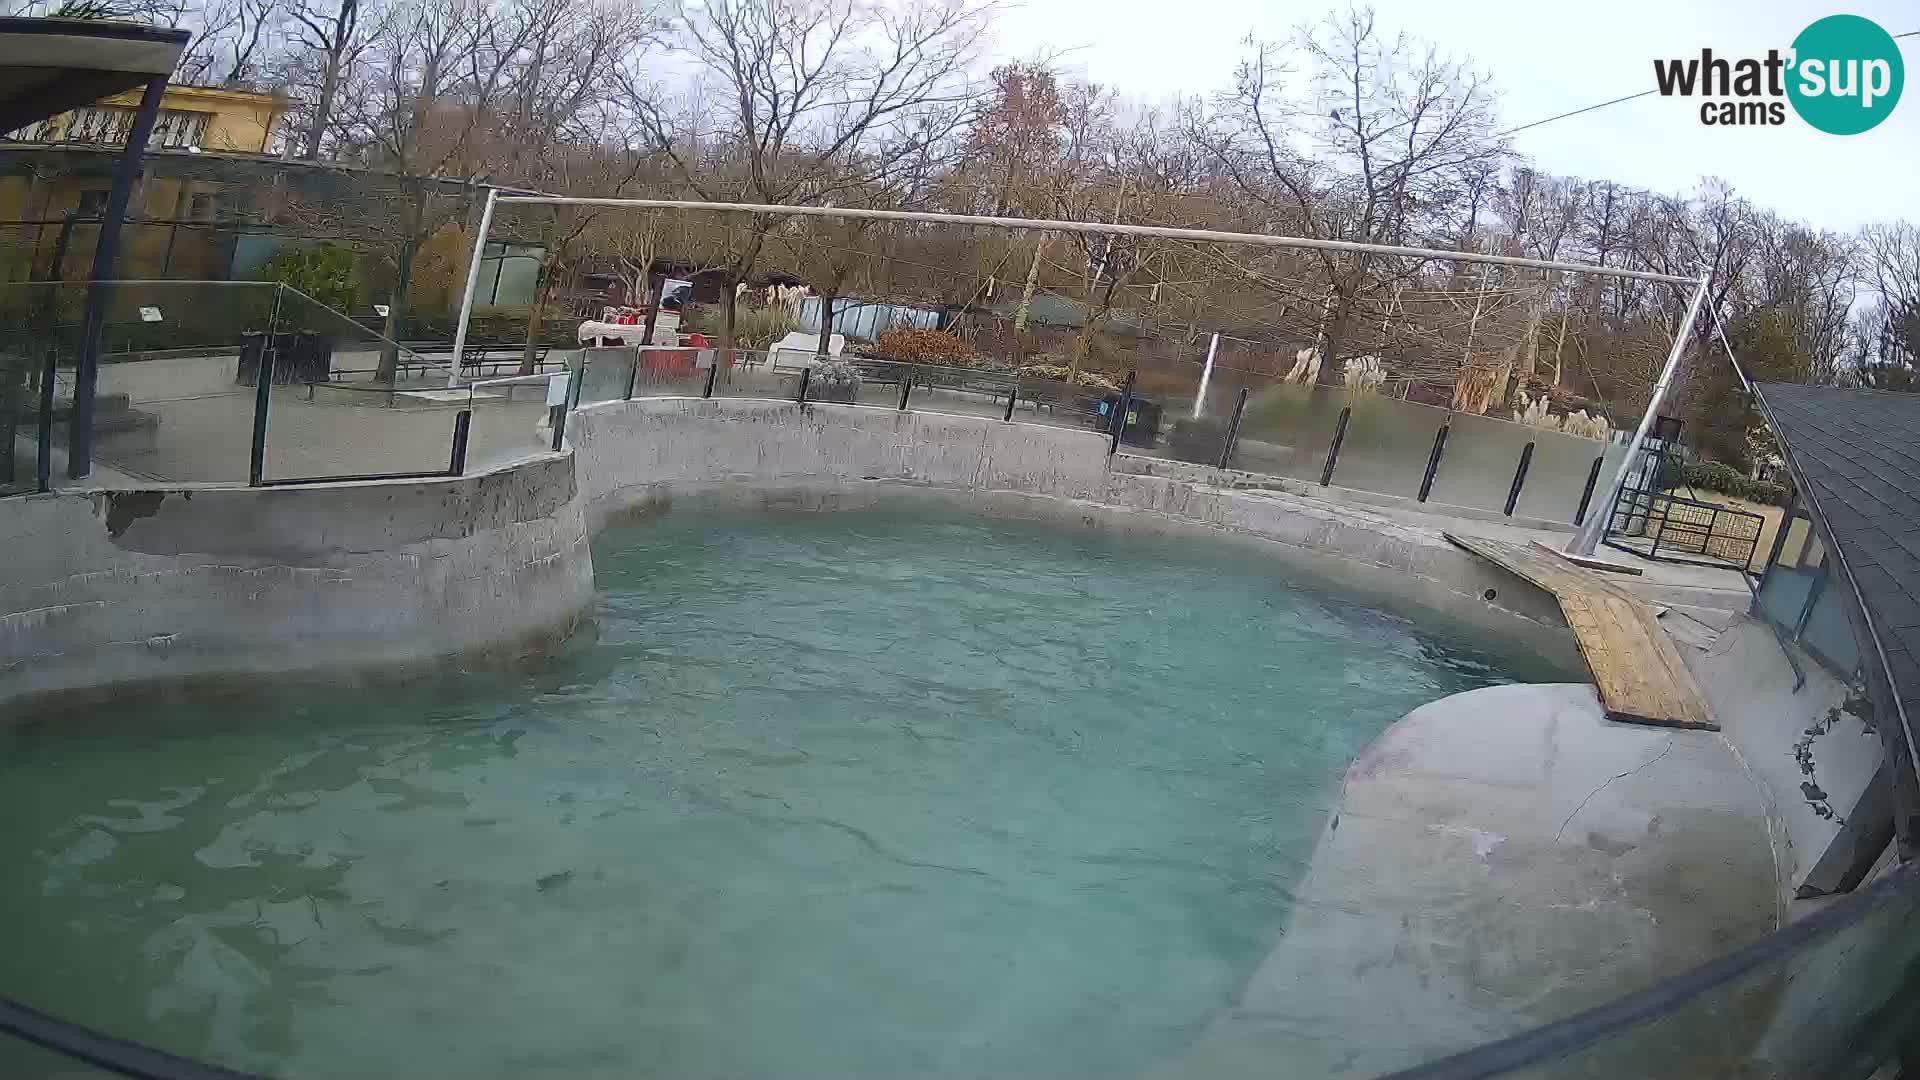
[1574,455,1605,526]
[32,214,77,493]
[1003,382,1017,422]
[896,375,912,410]
[69,75,168,480]
[35,346,56,493]
[449,408,472,475]
[622,350,640,400]
[1108,369,1137,456]
[1216,387,1249,470]
[247,340,275,486]
[796,366,811,403]
[1504,441,1536,516]
[549,404,566,451]
[1417,423,1450,502]
[702,356,719,398]
[1320,406,1352,486]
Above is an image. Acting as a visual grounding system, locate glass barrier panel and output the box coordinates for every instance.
[575,347,635,406]
[259,287,461,482]
[73,281,275,486]
[1484,866,1920,1080]
[462,376,560,473]
[0,1027,121,1079]
[0,282,74,495]
[1230,381,1344,481]
[625,345,709,399]
[712,349,803,401]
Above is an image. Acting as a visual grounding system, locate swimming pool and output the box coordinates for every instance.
[0,508,1544,1077]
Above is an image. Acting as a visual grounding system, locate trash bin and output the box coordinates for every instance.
[1092,393,1163,447]
[237,331,334,385]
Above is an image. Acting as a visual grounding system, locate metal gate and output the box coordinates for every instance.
[1602,416,1767,573]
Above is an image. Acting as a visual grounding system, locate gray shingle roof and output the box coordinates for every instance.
[1755,382,1920,724]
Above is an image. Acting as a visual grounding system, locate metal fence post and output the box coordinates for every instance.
[702,355,719,398]
[1217,387,1249,470]
[796,366,811,404]
[622,350,640,401]
[1108,369,1137,456]
[449,409,472,475]
[1504,441,1536,516]
[247,342,276,486]
[897,374,912,410]
[1574,455,1605,526]
[1320,406,1352,486]
[1003,382,1017,422]
[1417,423,1450,502]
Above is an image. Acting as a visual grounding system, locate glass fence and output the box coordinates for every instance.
[0,281,488,492]
[592,345,1633,527]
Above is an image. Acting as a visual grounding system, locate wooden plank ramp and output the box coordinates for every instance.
[1445,533,1716,730]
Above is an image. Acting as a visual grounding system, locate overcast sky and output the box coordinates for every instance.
[993,0,1917,233]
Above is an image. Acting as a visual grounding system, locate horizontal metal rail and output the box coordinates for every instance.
[489,197,1698,285]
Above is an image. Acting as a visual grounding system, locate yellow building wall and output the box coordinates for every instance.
[92,85,289,154]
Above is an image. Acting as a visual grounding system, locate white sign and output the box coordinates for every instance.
[545,372,571,407]
[138,306,163,323]
[373,304,390,318]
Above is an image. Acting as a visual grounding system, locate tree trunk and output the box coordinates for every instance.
[1013,233,1048,334]
[720,282,738,368]
[816,291,835,357]
[1314,287,1356,386]
[520,270,552,376]
[380,240,415,385]
[304,49,342,159]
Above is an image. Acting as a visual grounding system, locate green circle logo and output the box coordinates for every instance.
[1787,14,1904,134]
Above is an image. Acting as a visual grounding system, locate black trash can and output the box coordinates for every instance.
[1092,393,1163,447]
[237,331,334,385]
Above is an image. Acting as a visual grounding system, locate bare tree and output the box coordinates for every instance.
[618,0,991,360]
[1191,5,1503,384]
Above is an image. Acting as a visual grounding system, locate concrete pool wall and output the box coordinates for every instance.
[0,453,592,707]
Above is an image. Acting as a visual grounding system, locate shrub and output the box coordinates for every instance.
[260,242,358,313]
[1015,364,1121,391]
[1671,460,1790,506]
[682,304,799,349]
[809,360,863,402]
[872,327,973,365]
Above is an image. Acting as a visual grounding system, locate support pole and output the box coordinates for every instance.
[702,357,719,398]
[1505,442,1536,517]
[247,286,282,486]
[1108,370,1136,456]
[1418,423,1450,502]
[795,366,811,404]
[448,186,499,389]
[896,375,912,410]
[69,75,167,479]
[1003,382,1017,422]
[1574,456,1605,527]
[1192,331,1219,419]
[448,409,472,475]
[1216,387,1249,470]
[1568,274,1711,556]
[1321,406,1352,486]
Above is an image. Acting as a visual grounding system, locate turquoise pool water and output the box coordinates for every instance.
[0,509,1541,1078]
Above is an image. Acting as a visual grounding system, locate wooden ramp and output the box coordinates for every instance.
[1446,533,1716,730]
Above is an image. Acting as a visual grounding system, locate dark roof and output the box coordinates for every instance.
[0,18,189,135]
[1754,382,1920,723]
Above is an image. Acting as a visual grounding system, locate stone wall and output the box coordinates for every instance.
[0,453,592,706]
